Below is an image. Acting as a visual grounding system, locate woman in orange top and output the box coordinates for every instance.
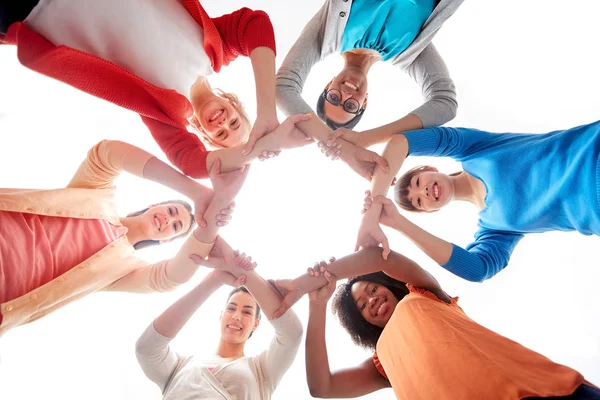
[268,211,598,399]
[0,139,248,335]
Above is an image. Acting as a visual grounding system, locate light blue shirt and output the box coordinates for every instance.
[404,120,600,281]
[341,0,436,61]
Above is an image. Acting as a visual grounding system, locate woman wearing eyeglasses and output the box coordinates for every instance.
[275,0,462,166]
[1,0,312,179]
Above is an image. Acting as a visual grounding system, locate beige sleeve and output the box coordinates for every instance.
[67,140,153,189]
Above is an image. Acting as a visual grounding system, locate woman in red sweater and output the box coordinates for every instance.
[1,0,309,178]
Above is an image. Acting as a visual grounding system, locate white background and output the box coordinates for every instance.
[1,1,599,399]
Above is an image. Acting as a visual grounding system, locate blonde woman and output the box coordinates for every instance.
[1,0,310,178]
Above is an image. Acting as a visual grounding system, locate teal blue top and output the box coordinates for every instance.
[404,120,600,282]
[340,0,436,61]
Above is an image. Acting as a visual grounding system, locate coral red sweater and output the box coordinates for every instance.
[1,1,276,178]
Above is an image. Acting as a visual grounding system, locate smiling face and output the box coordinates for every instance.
[322,68,368,125]
[140,203,194,243]
[350,281,399,328]
[407,170,455,212]
[220,291,260,344]
[192,96,249,148]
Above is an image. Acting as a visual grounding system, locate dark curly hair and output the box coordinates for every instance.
[332,272,409,351]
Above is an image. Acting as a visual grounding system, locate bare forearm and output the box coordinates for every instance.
[391,215,453,264]
[143,157,212,200]
[250,47,277,120]
[153,273,221,338]
[293,248,441,294]
[306,303,334,396]
[193,196,231,244]
[233,269,282,319]
[206,133,279,172]
[360,114,423,147]
[370,134,409,198]
[296,113,334,143]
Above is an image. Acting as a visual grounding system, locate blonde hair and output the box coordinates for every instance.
[191,89,252,149]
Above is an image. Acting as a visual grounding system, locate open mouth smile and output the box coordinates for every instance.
[209,109,224,123]
[433,182,440,200]
[342,81,358,91]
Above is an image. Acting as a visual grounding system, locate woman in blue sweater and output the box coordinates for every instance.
[352,119,600,282]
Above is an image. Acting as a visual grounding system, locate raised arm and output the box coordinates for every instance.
[136,270,242,391]
[306,272,390,398]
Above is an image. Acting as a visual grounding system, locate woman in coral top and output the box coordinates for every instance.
[0,0,311,178]
[267,247,599,399]
[0,139,248,335]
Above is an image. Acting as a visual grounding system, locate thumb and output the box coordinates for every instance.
[234,275,246,288]
[381,236,390,261]
[188,253,209,266]
[288,113,312,125]
[373,153,390,173]
[373,195,392,205]
[242,133,258,156]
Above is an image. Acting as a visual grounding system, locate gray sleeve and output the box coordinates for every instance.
[275,4,329,117]
[404,44,458,127]
[257,310,304,392]
[135,322,185,393]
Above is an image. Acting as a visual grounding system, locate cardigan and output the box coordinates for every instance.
[0,140,214,335]
[1,1,276,178]
[403,120,600,282]
[275,0,462,128]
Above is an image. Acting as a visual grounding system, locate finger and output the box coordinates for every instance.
[324,270,336,284]
[217,214,233,221]
[241,256,253,269]
[312,262,320,277]
[242,134,258,156]
[220,208,235,216]
[365,190,372,197]
[318,141,325,149]
[381,236,390,261]
[198,216,208,229]
[354,241,360,252]
[373,195,392,204]
[373,154,390,173]
[235,252,246,265]
[319,260,327,272]
[227,201,236,210]
[244,262,257,271]
[307,267,314,276]
[329,256,336,263]
[364,196,373,206]
[234,275,246,288]
[216,221,229,227]
[288,113,312,124]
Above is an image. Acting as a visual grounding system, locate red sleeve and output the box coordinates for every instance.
[372,353,388,379]
[212,8,276,58]
[141,117,210,179]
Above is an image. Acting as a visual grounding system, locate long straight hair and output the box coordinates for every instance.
[127,200,196,250]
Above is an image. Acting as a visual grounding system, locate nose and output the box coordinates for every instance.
[368,296,377,309]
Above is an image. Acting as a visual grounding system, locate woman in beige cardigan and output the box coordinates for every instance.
[0,139,248,335]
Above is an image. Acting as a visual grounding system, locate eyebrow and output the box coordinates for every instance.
[228,302,255,310]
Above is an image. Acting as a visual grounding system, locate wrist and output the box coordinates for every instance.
[309,299,328,308]
[201,272,223,290]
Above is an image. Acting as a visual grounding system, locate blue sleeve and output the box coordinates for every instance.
[403,126,500,161]
[440,229,524,282]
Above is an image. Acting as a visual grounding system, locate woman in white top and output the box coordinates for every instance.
[136,237,303,399]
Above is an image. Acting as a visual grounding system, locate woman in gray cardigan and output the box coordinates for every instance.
[275,0,462,157]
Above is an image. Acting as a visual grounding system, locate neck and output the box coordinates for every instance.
[119,216,146,246]
[216,339,245,359]
[342,50,381,75]
[449,172,482,207]
[189,77,215,106]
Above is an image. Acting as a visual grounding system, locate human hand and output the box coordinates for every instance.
[214,202,235,227]
[362,191,400,228]
[189,236,257,275]
[272,114,314,150]
[208,269,247,288]
[326,127,362,147]
[208,158,250,201]
[307,258,338,306]
[269,278,306,319]
[339,142,389,181]
[355,213,390,260]
[317,140,342,161]
[242,115,279,156]
[258,150,281,162]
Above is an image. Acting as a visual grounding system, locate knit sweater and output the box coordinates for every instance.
[404,120,600,281]
[276,0,462,128]
[0,2,276,178]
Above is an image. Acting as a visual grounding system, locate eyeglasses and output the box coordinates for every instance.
[322,88,364,115]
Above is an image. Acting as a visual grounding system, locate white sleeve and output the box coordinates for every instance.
[135,322,185,393]
[257,310,304,392]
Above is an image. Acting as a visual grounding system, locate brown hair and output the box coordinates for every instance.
[226,286,261,338]
[191,89,251,149]
[332,272,409,351]
[127,199,196,250]
[394,166,462,212]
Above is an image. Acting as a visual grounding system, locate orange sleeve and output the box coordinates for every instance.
[372,353,388,379]
[141,117,210,179]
